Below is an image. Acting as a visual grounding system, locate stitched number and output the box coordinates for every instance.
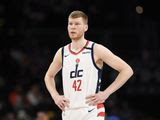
[72,80,82,91]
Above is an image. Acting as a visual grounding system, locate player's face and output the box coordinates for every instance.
[68,17,88,40]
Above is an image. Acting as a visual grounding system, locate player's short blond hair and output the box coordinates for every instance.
[68,10,88,24]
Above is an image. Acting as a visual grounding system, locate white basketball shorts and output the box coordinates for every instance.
[62,104,105,120]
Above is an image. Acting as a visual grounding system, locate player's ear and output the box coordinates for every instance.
[84,24,88,32]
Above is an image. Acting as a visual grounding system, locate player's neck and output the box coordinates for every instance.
[71,38,87,51]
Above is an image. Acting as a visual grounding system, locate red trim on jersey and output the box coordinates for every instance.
[68,40,89,55]
[97,112,105,117]
[97,103,104,109]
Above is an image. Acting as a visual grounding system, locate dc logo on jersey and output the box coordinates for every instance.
[70,58,83,78]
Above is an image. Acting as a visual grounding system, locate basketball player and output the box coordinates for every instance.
[44,10,133,120]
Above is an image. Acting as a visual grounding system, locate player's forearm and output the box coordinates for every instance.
[104,66,133,96]
[44,75,59,99]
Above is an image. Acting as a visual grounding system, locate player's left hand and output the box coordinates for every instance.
[85,91,109,106]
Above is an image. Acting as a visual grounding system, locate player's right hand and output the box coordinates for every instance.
[53,95,70,111]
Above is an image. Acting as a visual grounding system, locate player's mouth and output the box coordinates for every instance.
[70,31,76,34]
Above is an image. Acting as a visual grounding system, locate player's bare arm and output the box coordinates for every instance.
[44,48,69,111]
[86,43,133,106]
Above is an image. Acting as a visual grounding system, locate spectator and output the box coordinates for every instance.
[36,111,50,120]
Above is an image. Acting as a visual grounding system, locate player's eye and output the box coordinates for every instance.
[68,22,73,25]
[75,22,80,25]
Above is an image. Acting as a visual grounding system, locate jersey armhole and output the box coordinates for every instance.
[91,43,102,70]
[61,47,64,67]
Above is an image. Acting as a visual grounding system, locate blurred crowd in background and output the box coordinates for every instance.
[0,0,160,120]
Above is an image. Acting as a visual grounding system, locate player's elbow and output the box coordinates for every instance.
[44,73,48,83]
[44,73,51,82]
[119,64,134,77]
[126,65,134,77]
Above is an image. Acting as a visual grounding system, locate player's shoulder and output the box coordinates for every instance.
[56,47,62,53]
[93,42,107,50]
[56,43,71,56]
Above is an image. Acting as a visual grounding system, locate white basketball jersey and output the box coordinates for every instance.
[62,40,103,109]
